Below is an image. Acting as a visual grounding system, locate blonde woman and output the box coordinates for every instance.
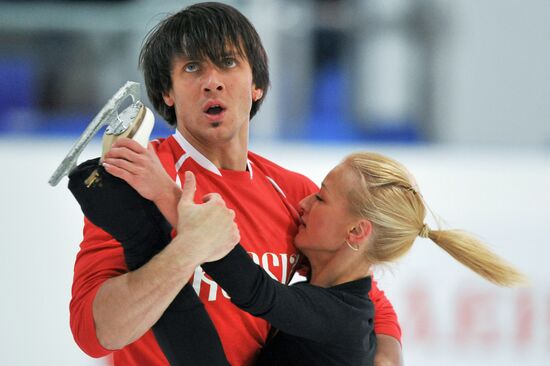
[176,151,526,365]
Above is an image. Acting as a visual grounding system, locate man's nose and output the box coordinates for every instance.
[202,66,224,92]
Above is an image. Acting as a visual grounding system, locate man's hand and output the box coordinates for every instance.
[173,171,240,264]
[103,137,175,203]
[103,137,181,226]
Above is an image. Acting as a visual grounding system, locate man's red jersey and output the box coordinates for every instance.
[70,131,401,365]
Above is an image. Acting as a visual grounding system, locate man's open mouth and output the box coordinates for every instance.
[205,105,225,115]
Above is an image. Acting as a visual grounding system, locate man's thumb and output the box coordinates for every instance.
[180,171,197,203]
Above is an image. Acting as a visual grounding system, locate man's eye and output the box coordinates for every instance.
[315,194,323,202]
[222,58,237,68]
[184,63,199,72]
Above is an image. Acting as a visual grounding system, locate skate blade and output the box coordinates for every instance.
[48,81,148,187]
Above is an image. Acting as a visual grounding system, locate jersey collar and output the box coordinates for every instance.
[172,130,253,178]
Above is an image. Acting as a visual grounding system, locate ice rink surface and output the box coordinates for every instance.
[1,137,549,365]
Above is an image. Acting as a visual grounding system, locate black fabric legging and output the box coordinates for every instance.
[68,159,229,366]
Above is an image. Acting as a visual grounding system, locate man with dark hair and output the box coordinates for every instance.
[140,2,269,125]
[69,2,403,365]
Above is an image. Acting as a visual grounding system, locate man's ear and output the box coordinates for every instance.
[347,219,372,246]
[252,88,263,102]
[163,92,175,107]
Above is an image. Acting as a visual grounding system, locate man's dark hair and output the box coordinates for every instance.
[139,2,270,126]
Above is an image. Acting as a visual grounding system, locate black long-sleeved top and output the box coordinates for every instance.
[202,245,376,365]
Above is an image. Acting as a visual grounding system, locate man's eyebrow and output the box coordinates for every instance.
[321,182,329,192]
[221,51,239,58]
[174,54,196,62]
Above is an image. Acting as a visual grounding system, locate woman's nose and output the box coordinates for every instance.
[299,194,314,214]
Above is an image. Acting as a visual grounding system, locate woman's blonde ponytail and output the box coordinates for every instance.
[426,229,526,287]
[343,152,527,288]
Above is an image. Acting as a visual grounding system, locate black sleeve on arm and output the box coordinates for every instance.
[202,245,357,346]
[68,159,229,366]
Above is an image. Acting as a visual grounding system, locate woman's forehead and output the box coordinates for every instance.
[323,164,357,190]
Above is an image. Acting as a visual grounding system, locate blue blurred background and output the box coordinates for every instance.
[1,1,549,365]
[3,0,548,146]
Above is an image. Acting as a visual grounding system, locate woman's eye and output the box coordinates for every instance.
[184,63,199,72]
[315,194,323,202]
[222,58,237,68]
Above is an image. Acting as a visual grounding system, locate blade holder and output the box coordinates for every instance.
[106,102,143,136]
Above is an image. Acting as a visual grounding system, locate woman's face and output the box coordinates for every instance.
[294,163,358,253]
